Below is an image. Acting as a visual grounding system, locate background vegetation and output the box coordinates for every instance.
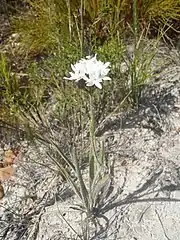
[1,0,179,127]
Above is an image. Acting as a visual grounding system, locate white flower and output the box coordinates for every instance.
[64,62,86,81]
[64,54,111,89]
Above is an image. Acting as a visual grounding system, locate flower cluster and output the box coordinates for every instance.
[64,54,111,89]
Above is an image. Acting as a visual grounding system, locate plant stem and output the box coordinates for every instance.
[89,93,98,188]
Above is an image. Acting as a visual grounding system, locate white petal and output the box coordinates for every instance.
[83,75,89,81]
[86,79,94,85]
[71,64,76,72]
[63,77,74,80]
[103,76,111,81]
[86,82,94,87]
[102,69,110,75]
[69,71,74,76]
[104,62,110,68]
[95,81,102,89]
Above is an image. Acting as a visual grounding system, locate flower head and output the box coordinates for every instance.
[64,54,111,89]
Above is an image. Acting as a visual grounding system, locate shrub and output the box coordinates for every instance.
[12,0,180,57]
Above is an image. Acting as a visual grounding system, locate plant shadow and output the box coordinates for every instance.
[95,80,179,137]
[90,160,180,239]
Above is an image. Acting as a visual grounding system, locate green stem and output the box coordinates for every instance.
[89,93,99,188]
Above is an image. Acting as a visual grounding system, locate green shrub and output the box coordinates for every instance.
[12,0,180,57]
[13,0,77,56]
